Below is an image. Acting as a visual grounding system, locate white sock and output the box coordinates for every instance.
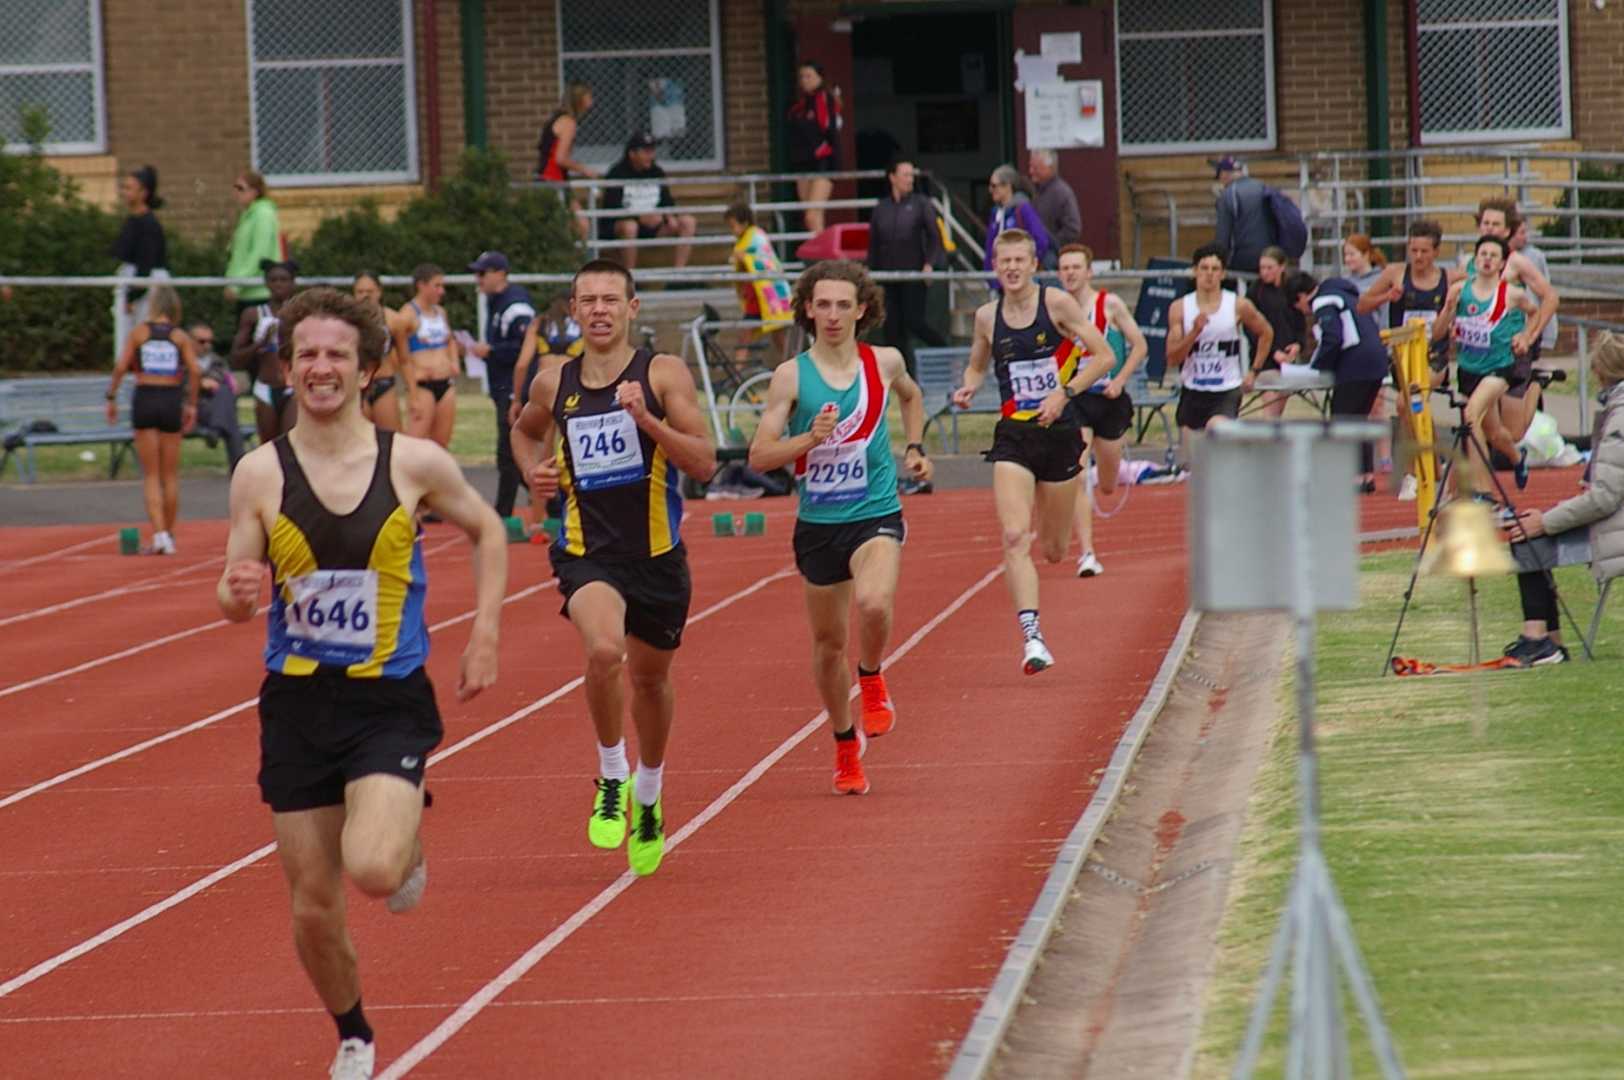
[597,739,629,781]
[635,763,664,806]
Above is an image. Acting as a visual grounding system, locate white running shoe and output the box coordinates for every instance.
[1076,551,1104,578]
[386,858,426,914]
[1022,637,1054,676]
[330,1038,375,1080]
[1397,474,1418,502]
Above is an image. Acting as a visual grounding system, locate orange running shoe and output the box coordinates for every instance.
[859,672,896,738]
[832,730,870,795]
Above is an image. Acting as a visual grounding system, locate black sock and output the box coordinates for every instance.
[334,998,374,1045]
[857,664,879,678]
[833,726,858,742]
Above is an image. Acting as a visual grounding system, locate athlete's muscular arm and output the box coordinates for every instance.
[392,309,417,393]
[509,321,542,423]
[177,329,201,431]
[105,326,142,423]
[1106,296,1149,397]
[1163,297,1201,368]
[513,364,562,502]
[627,354,718,482]
[1508,251,1559,354]
[951,304,996,409]
[1434,280,1465,344]
[408,440,505,700]
[216,447,276,621]
[1357,264,1403,317]
[229,306,259,372]
[1236,298,1273,390]
[750,360,835,473]
[879,347,933,484]
[1051,290,1116,398]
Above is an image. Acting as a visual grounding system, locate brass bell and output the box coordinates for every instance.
[1419,499,1515,579]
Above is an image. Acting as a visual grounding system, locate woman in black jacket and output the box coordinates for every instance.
[1248,246,1308,418]
[111,164,168,324]
[787,62,842,236]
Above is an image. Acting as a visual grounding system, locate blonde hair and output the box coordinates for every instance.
[994,228,1037,256]
[145,284,182,324]
[1591,331,1624,388]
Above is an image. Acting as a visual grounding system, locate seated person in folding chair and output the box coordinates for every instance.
[1500,331,1624,666]
[1056,243,1147,577]
[600,133,697,272]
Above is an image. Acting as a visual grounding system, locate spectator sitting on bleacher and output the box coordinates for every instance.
[724,202,794,329]
[600,132,697,271]
[188,320,247,471]
[984,165,1051,282]
[1212,155,1270,274]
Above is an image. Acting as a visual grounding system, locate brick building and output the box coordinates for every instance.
[8,0,1621,263]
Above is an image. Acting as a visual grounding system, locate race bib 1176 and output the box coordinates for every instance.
[284,569,379,666]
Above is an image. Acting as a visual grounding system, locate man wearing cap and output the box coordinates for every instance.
[600,133,697,271]
[1213,155,1271,274]
[468,251,537,518]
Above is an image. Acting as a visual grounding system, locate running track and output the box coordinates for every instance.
[5,470,1553,1077]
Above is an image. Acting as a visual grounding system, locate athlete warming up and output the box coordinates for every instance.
[955,229,1115,674]
[749,260,931,795]
[217,288,506,1079]
[393,263,461,449]
[512,260,716,876]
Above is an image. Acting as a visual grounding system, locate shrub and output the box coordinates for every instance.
[1539,162,1624,265]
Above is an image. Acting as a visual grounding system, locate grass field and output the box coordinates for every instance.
[1192,552,1624,1079]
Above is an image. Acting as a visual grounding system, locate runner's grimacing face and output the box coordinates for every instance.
[1194,256,1225,290]
[1407,235,1437,272]
[1057,253,1090,294]
[572,273,637,348]
[996,243,1035,291]
[290,316,365,415]
[808,279,863,344]
[266,269,297,303]
[1475,243,1504,277]
[1478,210,1509,239]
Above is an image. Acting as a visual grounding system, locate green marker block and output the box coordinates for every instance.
[503,516,527,543]
[118,527,139,555]
[711,513,737,537]
[743,512,766,536]
[542,516,562,537]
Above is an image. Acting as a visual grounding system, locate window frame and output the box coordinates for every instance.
[1415,0,1571,145]
[554,0,726,173]
[1113,0,1276,158]
[244,0,421,187]
[0,0,107,155]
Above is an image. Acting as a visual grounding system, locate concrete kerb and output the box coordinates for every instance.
[947,608,1204,1080]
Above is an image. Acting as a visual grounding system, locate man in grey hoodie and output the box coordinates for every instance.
[1213,155,1272,274]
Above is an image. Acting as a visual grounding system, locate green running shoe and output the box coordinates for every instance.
[627,794,665,876]
[589,776,630,849]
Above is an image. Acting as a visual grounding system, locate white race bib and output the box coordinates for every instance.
[1192,343,1229,382]
[140,341,180,376]
[1456,317,1491,351]
[284,570,378,666]
[803,441,868,506]
[568,410,645,490]
[1007,358,1060,411]
[1402,308,1438,330]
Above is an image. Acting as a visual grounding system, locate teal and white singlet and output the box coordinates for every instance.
[789,344,901,524]
[1453,279,1525,376]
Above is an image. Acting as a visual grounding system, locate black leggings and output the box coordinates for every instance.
[1330,378,1384,474]
[880,282,946,381]
[1517,571,1560,630]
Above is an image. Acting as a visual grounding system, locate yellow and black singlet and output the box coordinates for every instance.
[992,285,1080,422]
[263,429,429,678]
[551,348,684,560]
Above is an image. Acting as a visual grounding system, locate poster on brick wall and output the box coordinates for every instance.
[649,78,687,141]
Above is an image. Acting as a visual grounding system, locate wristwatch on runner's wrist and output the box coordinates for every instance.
[1063,384,1080,399]
[905,442,927,457]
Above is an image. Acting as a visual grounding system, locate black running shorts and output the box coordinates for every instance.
[258,668,443,813]
[793,510,906,587]
[1068,390,1135,442]
[1458,356,1531,400]
[131,384,185,433]
[983,418,1084,484]
[1175,387,1242,431]
[553,544,693,650]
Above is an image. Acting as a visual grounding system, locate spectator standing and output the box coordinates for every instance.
[467,251,536,519]
[538,82,597,240]
[599,133,697,271]
[866,159,945,379]
[788,62,842,236]
[111,165,168,333]
[984,165,1051,278]
[188,319,247,471]
[1292,271,1396,492]
[1026,150,1081,258]
[223,170,281,313]
[1510,217,1558,353]
[724,202,794,328]
[1342,233,1389,327]
[1212,155,1271,274]
[1249,245,1307,418]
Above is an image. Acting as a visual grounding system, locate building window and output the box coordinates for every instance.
[247,0,419,185]
[1114,0,1275,156]
[557,0,724,171]
[1416,0,1570,144]
[0,0,105,153]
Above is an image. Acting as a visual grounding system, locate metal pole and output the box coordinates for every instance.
[1579,324,1591,440]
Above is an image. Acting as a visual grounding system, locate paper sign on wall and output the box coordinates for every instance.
[1025,79,1104,150]
[1040,32,1082,64]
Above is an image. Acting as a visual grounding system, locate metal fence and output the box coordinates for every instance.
[1116,0,1272,154]
[247,0,418,185]
[0,0,104,153]
[1415,0,1569,144]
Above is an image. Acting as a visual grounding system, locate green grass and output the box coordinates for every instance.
[1193,554,1624,1078]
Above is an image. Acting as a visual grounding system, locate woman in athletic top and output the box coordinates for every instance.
[393,263,461,447]
[537,82,597,239]
[352,271,403,432]
[111,165,168,326]
[106,285,200,555]
[787,62,842,235]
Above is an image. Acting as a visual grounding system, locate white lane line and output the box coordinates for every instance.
[377,564,1005,1079]
[0,581,559,812]
[0,567,796,1001]
[0,559,223,629]
[0,537,466,701]
[0,533,116,575]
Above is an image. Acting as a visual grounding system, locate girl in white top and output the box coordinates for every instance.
[392,263,461,448]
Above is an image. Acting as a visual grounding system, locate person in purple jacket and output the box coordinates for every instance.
[985,165,1051,281]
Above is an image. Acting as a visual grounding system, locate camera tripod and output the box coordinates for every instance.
[1382,386,1590,673]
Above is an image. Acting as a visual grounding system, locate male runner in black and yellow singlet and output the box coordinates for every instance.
[217,288,507,1080]
[512,259,716,878]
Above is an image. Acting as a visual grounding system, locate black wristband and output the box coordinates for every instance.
[905,442,927,456]
[1064,384,1080,399]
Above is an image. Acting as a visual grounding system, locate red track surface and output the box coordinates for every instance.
[0,488,1191,1077]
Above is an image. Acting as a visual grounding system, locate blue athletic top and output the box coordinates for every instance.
[788,345,901,524]
[408,302,451,353]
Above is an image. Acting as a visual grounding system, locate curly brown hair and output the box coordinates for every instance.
[278,287,392,371]
[791,260,885,337]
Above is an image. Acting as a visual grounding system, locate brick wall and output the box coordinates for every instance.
[484,0,558,177]
[722,0,771,173]
[1275,0,1366,153]
[417,0,468,178]
[1571,0,1624,151]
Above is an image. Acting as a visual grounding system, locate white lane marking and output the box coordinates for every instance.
[0,581,558,812]
[377,565,1005,1078]
[0,533,117,575]
[0,559,222,629]
[0,567,796,1000]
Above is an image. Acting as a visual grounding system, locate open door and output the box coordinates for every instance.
[791,15,860,226]
[1009,7,1121,261]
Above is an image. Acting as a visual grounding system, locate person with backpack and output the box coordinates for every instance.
[1212,155,1307,272]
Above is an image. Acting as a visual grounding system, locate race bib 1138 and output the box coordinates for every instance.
[1007,358,1060,411]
